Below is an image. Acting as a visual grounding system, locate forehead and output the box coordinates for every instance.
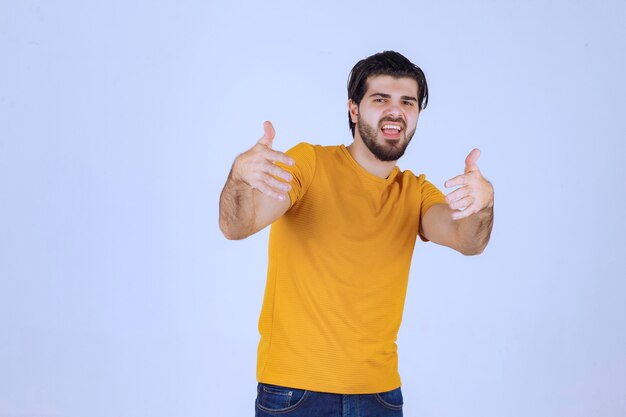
[364,75,419,97]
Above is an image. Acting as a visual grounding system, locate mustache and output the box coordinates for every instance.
[379,117,406,128]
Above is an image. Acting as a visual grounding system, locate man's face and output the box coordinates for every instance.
[349,75,421,162]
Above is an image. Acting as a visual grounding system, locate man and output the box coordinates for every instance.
[219,51,494,417]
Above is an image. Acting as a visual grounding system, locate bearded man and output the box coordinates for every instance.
[219,50,494,417]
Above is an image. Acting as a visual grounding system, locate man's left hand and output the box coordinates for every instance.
[444,148,494,220]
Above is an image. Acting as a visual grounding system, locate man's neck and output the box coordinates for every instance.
[346,139,397,179]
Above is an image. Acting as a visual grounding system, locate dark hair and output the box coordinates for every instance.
[347,51,429,136]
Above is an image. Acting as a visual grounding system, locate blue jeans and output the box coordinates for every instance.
[255,383,403,417]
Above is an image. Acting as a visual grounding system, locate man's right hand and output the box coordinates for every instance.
[219,121,295,239]
[231,121,295,201]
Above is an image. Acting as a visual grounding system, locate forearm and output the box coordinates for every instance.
[219,169,256,240]
[454,204,494,255]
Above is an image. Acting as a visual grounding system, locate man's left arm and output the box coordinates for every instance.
[420,148,494,256]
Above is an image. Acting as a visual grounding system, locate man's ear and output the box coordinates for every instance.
[348,99,359,124]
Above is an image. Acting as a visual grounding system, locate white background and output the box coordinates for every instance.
[1,0,625,416]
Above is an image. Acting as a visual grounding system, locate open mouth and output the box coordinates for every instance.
[380,123,403,140]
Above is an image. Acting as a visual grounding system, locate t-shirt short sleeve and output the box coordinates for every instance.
[418,175,446,242]
[275,142,316,209]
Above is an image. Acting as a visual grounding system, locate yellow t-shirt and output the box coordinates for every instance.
[256,143,446,394]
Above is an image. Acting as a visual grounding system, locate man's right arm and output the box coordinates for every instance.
[219,121,295,240]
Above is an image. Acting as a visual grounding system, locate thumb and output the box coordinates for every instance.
[258,121,276,147]
[464,148,481,173]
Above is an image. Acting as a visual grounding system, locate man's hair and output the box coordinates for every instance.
[347,51,429,137]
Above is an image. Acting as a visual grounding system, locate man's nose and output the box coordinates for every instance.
[385,104,402,117]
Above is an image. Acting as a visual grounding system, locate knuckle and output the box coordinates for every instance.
[268,178,281,188]
[270,149,285,160]
[271,165,284,176]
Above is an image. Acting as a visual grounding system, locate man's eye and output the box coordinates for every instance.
[403,101,415,106]
[374,98,385,103]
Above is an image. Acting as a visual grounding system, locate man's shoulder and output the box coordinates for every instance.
[288,142,342,152]
[286,142,344,160]
[395,167,433,186]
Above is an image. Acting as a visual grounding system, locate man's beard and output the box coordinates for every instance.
[357,117,416,162]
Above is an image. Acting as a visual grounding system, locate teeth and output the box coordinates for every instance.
[382,125,401,131]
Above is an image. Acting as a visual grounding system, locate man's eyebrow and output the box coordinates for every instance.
[368,93,391,98]
[368,92,418,101]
